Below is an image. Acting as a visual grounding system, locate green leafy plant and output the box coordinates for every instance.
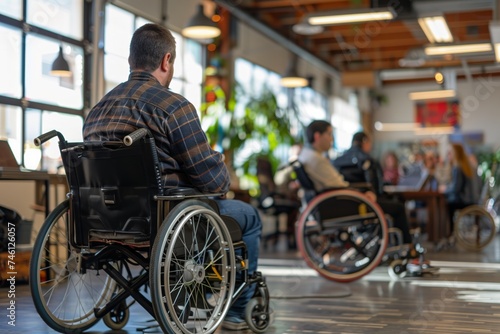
[201,83,296,192]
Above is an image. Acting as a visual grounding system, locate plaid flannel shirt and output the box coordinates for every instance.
[83,71,230,193]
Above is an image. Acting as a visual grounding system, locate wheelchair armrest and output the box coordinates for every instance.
[348,182,374,192]
[320,187,348,193]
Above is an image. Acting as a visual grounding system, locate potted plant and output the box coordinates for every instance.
[201,83,296,193]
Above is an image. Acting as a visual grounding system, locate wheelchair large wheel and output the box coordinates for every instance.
[296,189,389,283]
[455,205,496,251]
[486,195,500,232]
[150,199,237,334]
[30,199,116,333]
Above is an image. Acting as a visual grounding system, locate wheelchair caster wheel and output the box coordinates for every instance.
[103,304,129,330]
[388,259,407,280]
[245,297,272,333]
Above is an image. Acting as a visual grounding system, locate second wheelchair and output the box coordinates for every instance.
[291,160,436,282]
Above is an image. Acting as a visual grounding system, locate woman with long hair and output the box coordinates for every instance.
[382,150,400,185]
[441,143,479,238]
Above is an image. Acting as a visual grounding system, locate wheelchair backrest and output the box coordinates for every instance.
[60,137,163,247]
[291,160,318,203]
[291,160,315,191]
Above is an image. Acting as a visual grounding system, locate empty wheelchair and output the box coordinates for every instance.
[454,205,496,251]
[453,172,497,251]
[291,160,390,282]
[29,129,271,334]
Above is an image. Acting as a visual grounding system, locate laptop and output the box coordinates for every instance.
[383,169,431,193]
[0,140,21,170]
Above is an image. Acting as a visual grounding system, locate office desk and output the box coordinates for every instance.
[0,168,50,217]
[384,188,449,243]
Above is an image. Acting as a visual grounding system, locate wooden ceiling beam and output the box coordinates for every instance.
[245,0,367,10]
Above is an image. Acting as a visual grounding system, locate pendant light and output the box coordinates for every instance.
[182,4,221,40]
[50,46,71,77]
[280,54,308,88]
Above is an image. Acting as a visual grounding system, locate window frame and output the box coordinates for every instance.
[0,0,88,169]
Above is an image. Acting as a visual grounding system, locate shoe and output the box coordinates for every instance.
[222,315,249,331]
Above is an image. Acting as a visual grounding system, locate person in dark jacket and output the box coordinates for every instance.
[333,131,385,195]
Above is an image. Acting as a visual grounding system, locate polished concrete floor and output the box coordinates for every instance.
[2,231,500,333]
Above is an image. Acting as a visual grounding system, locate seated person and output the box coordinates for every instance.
[256,156,300,249]
[422,151,439,191]
[300,122,425,264]
[82,23,262,331]
[440,143,482,241]
[333,131,385,195]
[382,151,400,186]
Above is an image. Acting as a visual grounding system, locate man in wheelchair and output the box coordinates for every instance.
[298,121,434,276]
[82,23,266,331]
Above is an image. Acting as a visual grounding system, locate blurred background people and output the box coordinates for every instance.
[382,150,400,186]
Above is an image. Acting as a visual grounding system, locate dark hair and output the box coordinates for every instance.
[129,23,176,72]
[352,131,368,147]
[305,120,331,144]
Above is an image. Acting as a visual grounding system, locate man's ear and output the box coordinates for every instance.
[313,131,320,143]
[161,53,172,72]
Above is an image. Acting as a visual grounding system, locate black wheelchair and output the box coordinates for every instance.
[452,170,497,251]
[291,160,390,282]
[290,160,430,282]
[29,129,271,334]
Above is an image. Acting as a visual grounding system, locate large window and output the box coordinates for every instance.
[0,0,85,170]
[0,1,204,170]
[233,58,291,167]
[0,0,23,20]
[104,4,137,92]
[25,34,84,109]
[331,95,361,153]
[232,58,327,188]
[0,24,22,98]
[27,0,83,40]
[104,4,203,110]
[234,57,327,149]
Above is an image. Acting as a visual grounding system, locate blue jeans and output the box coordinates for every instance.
[214,199,262,318]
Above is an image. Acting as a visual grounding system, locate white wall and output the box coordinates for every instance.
[373,76,500,152]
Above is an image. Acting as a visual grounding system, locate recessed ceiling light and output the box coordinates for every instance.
[292,22,324,35]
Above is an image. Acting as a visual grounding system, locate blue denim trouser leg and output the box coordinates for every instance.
[214,199,262,318]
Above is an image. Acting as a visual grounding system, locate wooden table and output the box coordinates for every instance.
[384,188,449,243]
[0,167,50,217]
